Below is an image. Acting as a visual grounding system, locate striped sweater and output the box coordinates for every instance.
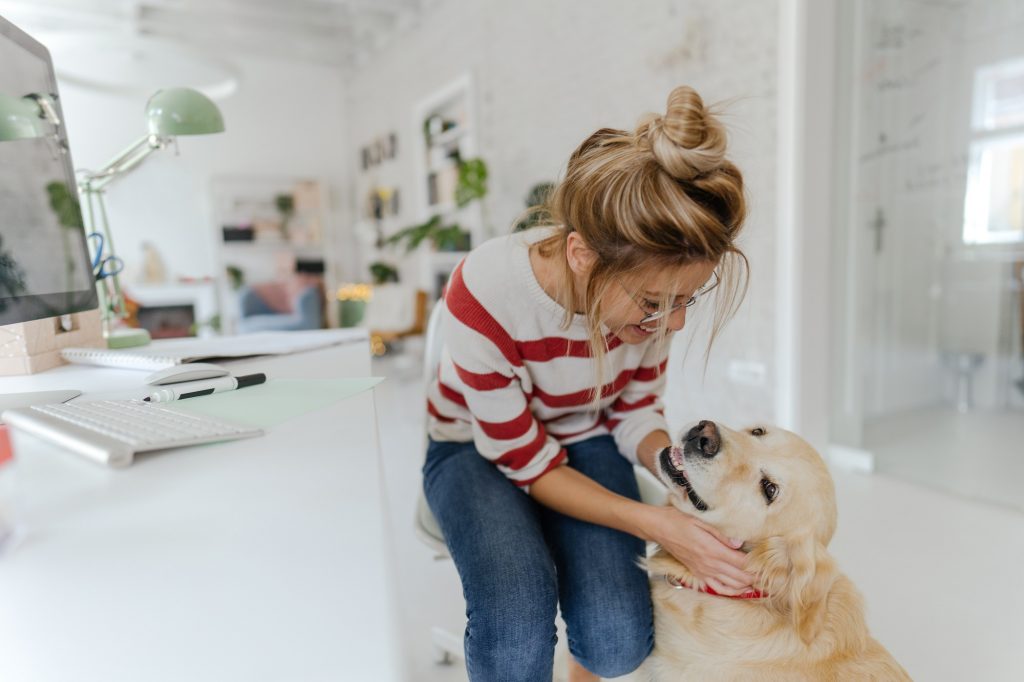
[426,227,671,489]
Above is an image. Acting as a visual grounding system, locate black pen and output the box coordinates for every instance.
[144,373,267,403]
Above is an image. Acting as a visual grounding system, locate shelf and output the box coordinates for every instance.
[430,250,469,264]
[210,174,334,332]
[425,200,456,215]
[221,239,322,251]
[411,73,477,298]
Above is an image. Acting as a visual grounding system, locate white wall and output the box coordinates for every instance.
[345,0,782,432]
[776,0,838,451]
[55,52,352,290]
[38,0,794,436]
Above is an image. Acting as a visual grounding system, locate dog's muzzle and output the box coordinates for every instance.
[685,420,720,458]
[659,447,710,512]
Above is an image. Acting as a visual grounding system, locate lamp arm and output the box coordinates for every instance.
[76,133,170,326]
[26,93,61,127]
[81,134,172,191]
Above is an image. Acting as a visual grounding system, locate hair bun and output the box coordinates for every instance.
[637,85,728,181]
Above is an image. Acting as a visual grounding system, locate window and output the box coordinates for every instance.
[963,57,1024,245]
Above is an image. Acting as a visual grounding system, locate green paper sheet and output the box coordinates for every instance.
[171,377,383,429]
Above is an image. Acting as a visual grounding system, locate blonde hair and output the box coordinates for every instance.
[531,85,749,406]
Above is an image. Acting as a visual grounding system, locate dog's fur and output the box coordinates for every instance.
[643,421,912,681]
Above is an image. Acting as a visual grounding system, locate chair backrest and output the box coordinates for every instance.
[362,284,418,333]
[417,299,452,553]
[423,300,446,386]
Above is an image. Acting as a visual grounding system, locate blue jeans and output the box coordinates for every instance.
[423,435,654,681]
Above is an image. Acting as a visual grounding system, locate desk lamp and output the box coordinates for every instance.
[77,87,225,348]
[1,87,224,347]
[0,92,51,140]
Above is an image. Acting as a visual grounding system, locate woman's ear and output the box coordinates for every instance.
[565,231,597,276]
[747,533,838,645]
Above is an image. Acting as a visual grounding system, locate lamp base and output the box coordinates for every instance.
[105,327,151,349]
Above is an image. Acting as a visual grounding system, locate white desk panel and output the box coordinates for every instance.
[0,341,403,682]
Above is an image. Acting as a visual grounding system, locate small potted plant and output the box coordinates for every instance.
[275,193,295,239]
[337,281,375,328]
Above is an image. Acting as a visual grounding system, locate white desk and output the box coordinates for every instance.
[0,341,403,682]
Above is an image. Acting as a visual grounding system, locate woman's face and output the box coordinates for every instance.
[604,260,719,344]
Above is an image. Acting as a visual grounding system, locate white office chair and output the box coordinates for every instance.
[414,301,451,554]
[414,302,668,665]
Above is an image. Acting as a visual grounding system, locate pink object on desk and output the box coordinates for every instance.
[0,425,13,466]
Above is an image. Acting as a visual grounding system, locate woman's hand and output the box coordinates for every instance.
[528,465,755,595]
[643,505,755,596]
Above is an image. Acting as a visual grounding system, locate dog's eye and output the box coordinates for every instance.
[751,427,766,437]
[760,478,779,504]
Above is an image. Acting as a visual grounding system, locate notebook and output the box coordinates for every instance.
[60,328,370,371]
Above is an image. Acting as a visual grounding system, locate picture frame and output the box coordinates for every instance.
[359,132,399,172]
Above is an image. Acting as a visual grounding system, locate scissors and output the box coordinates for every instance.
[87,232,124,281]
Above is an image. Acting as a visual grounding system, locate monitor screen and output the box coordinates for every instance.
[0,16,97,325]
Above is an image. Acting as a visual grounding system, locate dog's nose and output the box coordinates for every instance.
[686,420,720,457]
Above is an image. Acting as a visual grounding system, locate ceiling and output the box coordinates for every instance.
[0,0,432,70]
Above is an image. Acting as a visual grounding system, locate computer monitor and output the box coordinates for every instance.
[0,15,97,326]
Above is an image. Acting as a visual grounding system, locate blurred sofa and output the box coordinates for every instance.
[236,277,324,332]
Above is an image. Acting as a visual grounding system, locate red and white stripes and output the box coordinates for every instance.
[427,229,671,489]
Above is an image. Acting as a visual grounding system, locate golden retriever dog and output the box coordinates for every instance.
[642,420,912,681]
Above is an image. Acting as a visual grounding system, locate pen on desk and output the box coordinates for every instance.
[143,373,267,403]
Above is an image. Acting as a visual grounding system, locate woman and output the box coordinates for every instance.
[424,85,752,682]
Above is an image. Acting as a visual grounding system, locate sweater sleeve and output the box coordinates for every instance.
[438,261,567,488]
[604,338,671,465]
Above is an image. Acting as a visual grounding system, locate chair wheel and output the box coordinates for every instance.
[432,644,454,665]
[430,626,462,665]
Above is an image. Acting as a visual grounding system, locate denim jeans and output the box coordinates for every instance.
[423,434,654,681]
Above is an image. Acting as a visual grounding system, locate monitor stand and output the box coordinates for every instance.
[0,310,103,375]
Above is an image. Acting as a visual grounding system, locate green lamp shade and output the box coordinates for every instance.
[0,92,45,141]
[146,87,225,137]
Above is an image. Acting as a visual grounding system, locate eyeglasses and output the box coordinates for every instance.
[620,271,720,326]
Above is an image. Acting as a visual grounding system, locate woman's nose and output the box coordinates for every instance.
[666,305,687,331]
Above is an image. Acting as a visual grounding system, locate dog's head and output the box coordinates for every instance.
[655,421,839,643]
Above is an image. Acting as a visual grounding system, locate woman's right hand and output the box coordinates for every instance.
[643,504,756,596]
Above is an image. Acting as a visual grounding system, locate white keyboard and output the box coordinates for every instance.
[2,399,263,468]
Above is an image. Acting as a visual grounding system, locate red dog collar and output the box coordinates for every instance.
[664,574,768,600]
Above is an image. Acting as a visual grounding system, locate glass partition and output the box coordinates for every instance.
[834,0,1024,510]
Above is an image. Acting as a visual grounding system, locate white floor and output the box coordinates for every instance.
[371,353,1024,682]
[865,406,1024,513]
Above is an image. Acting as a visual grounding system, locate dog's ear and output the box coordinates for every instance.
[747,533,838,645]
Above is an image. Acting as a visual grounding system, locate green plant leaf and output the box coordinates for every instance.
[46,181,84,229]
[455,158,488,208]
[385,215,444,253]
[432,223,469,251]
[369,261,400,284]
[275,194,295,216]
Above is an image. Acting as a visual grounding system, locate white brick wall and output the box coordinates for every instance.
[345,0,781,428]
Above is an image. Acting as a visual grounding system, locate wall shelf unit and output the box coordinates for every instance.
[209,174,334,333]
[411,72,483,300]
